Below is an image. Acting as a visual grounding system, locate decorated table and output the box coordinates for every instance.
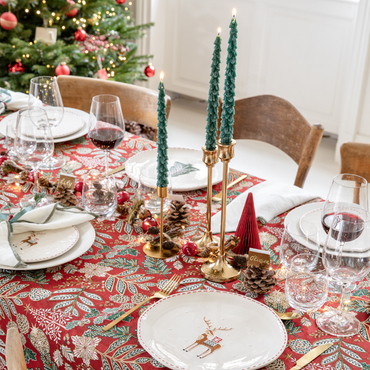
[0,119,370,370]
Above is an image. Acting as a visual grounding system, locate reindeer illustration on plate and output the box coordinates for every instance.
[183,317,232,359]
[14,231,44,250]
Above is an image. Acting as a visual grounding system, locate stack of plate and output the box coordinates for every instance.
[1,222,96,270]
[0,107,89,143]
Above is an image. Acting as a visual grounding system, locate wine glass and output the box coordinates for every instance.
[88,95,125,176]
[28,76,64,169]
[321,173,368,292]
[317,208,370,336]
[14,108,54,207]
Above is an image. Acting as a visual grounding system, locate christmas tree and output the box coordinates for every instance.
[0,0,153,92]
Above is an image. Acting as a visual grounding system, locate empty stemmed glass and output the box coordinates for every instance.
[317,208,370,336]
[14,108,54,207]
[321,173,368,292]
[88,95,125,177]
[28,76,64,169]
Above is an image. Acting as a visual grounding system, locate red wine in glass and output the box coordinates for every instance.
[89,127,124,150]
[322,212,365,242]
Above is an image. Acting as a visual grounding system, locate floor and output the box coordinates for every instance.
[166,95,340,199]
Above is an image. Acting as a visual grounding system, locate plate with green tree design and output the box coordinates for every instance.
[125,148,223,191]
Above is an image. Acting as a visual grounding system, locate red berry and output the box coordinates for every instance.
[75,180,84,193]
[117,191,130,204]
[8,214,13,221]
[182,240,197,256]
[142,217,157,232]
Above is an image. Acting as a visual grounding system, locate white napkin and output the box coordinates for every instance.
[0,203,96,267]
[211,180,319,234]
[6,91,29,111]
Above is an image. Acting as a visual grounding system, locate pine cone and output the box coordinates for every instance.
[147,226,159,235]
[19,170,30,182]
[243,265,277,295]
[141,125,156,141]
[138,207,151,220]
[0,151,7,156]
[125,120,142,136]
[53,184,78,206]
[165,201,190,229]
[117,203,131,216]
[2,160,24,174]
[231,254,249,268]
[38,176,53,188]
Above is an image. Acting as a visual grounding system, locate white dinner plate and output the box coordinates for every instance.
[0,108,89,143]
[11,226,79,263]
[0,222,95,270]
[284,202,325,250]
[125,148,223,191]
[138,291,287,370]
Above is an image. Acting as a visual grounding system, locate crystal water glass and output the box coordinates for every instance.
[285,254,328,312]
[82,175,117,217]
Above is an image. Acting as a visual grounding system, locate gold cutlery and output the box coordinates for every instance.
[276,311,301,320]
[106,164,126,176]
[103,275,181,331]
[212,174,248,202]
[291,343,333,370]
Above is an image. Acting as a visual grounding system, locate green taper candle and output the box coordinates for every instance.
[205,28,222,151]
[220,9,238,145]
[156,72,169,188]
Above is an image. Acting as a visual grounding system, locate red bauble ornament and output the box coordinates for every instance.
[115,0,126,4]
[0,12,17,30]
[55,63,70,76]
[142,217,157,232]
[74,180,83,193]
[144,64,155,78]
[74,28,86,42]
[8,59,25,73]
[182,240,197,256]
[64,0,78,18]
[117,191,130,204]
[0,0,7,6]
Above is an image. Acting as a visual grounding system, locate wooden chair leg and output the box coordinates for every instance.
[6,327,27,370]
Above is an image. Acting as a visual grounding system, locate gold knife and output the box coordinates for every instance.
[291,343,333,370]
[106,164,125,176]
[212,174,248,201]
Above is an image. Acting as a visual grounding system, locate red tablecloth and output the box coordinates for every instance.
[0,121,370,370]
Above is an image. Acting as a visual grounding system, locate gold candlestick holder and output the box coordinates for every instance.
[201,139,241,282]
[143,186,179,259]
[194,147,220,250]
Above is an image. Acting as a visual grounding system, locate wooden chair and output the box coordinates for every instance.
[219,95,324,188]
[340,142,370,182]
[6,327,27,370]
[56,76,171,141]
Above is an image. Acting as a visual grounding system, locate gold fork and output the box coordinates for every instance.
[103,275,181,331]
[212,175,248,202]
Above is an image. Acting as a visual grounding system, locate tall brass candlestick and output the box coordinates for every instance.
[201,140,241,282]
[143,186,179,259]
[195,147,220,249]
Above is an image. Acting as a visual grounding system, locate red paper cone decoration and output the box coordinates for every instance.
[233,193,261,254]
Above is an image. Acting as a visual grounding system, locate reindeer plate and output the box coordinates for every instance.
[137,290,287,370]
[11,226,79,263]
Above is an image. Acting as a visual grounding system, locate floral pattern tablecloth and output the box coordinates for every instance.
[1,115,370,370]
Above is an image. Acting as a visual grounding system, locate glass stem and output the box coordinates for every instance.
[34,167,39,194]
[338,283,348,313]
[105,150,109,176]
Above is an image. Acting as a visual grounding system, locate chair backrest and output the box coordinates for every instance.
[56,76,171,141]
[6,327,27,370]
[229,95,324,188]
[340,142,370,182]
